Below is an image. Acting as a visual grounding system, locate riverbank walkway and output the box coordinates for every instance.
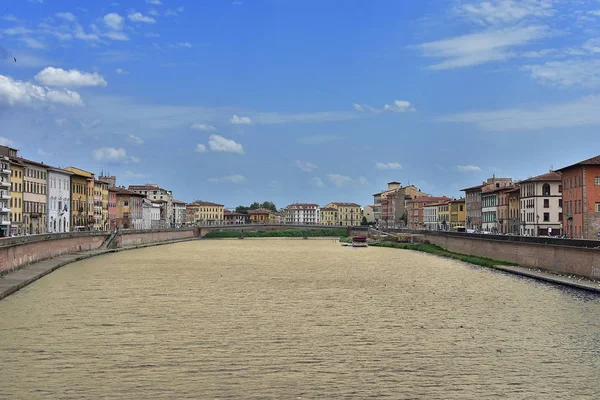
[0,238,196,301]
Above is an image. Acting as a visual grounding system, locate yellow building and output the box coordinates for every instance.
[65,167,94,230]
[437,201,450,231]
[320,207,337,225]
[248,208,270,224]
[324,202,362,226]
[186,201,224,225]
[93,180,109,230]
[8,158,24,235]
[449,199,466,230]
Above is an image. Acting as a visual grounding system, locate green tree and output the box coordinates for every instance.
[260,201,277,212]
[361,216,368,225]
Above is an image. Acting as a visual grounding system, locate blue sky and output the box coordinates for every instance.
[2,0,600,209]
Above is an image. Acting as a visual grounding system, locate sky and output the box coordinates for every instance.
[1,0,600,209]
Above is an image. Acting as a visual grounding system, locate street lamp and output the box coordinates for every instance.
[536,215,540,237]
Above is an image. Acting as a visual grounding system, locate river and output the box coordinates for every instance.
[0,240,599,399]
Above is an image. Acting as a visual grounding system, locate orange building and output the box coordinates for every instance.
[556,155,600,239]
[407,196,451,229]
[248,208,271,223]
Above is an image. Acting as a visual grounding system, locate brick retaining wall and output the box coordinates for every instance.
[117,229,195,247]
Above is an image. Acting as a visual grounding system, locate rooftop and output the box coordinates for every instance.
[407,196,451,204]
[288,203,320,207]
[248,208,272,214]
[556,155,600,171]
[520,171,562,183]
[190,201,224,207]
[330,202,361,207]
[128,184,167,191]
[172,199,187,205]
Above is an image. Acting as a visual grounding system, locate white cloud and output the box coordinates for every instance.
[311,177,325,188]
[588,10,600,17]
[173,42,192,48]
[148,9,160,17]
[2,15,17,22]
[0,137,13,146]
[327,173,368,188]
[35,67,107,87]
[354,100,414,113]
[523,60,600,88]
[208,134,244,154]
[252,110,355,124]
[440,95,600,131]
[417,25,549,69]
[191,123,216,131]
[130,156,140,163]
[103,13,124,30]
[147,0,162,4]
[0,75,83,107]
[457,165,482,172]
[104,31,129,41]
[3,27,31,35]
[115,68,129,75]
[458,0,554,26]
[196,144,207,153]
[383,100,415,112]
[375,162,403,170]
[21,37,45,49]
[208,174,246,184]
[128,12,156,24]
[128,134,143,144]
[93,147,128,162]
[28,0,43,3]
[165,6,184,17]
[124,170,146,179]
[81,119,101,129]
[74,24,100,42]
[230,114,253,125]
[55,118,68,127]
[56,12,76,21]
[296,160,318,172]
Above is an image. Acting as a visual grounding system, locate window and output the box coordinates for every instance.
[596,177,600,186]
[543,212,550,222]
[544,199,549,208]
[597,203,600,213]
[542,183,550,196]
[559,199,562,207]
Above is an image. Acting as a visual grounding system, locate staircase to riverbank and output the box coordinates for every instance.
[100,231,119,250]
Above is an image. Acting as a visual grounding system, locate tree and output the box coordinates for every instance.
[237,201,278,213]
[260,201,277,212]
[361,216,368,226]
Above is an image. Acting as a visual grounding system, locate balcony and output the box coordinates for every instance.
[0,180,9,188]
[0,220,10,225]
[0,207,10,214]
[0,168,10,175]
[0,192,10,200]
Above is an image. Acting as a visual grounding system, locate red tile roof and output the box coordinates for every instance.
[461,183,485,191]
[556,155,600,171]
[191,201,224,207]
[330,202,361,207]
[224,210,245,216]
[172,199,187,205]
[407,196,450,204]
[520,171,562,183]
[248,208,271,214]
[320,207,337,211]
[287,203,319,208]
[128,185,166,191]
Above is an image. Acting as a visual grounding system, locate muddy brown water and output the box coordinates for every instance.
[1,240,599,399]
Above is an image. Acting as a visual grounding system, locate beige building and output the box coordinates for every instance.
[22,158,48,235]
[373,182,429,227]
[129,184,174,227]
[520,171,563,236]
[186,201,224,225]
[94,180,110,230]
[324,202,362,226]
[363,205,374,223]
[8,157,24,235]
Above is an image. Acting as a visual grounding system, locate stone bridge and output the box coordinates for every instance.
[197,224,352,237]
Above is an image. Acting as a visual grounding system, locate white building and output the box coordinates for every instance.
[0,156,11,237]
[129,184,174,227]
[47,168,72,233]
[520,171,563,236]
[481,190,499,233]
[142,201,161,230]
[423,203,438,231]
[285,203,320,225]
[224,210,246,224]
[173,200,187,227]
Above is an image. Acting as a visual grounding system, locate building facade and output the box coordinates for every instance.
[407,197,450,229]
[129,184,174,227]
[8,158,24,235]
[423,203,438,231]
[93,180,110,230]
[507,187,521,235]
[108,188,117,230]
[47,168,72,233]
[248,208,270,223]
[437,202,450,231]
[65,167,94,230]
[142,201,161,229]
[0,156,11,236]
[519,172,562,237]
[481,190,499,233]
[373,182,429,227]
[462,176,512,231]
[320,207,337,226]
[363,205,374,223]
[224,210,246,224]
[449,198,466,230]
[173,200,187,227]
[186,201,224,225]
[557,156,600,239]
[324,202,362,226]
[115,188,145,229]
[22,159,48,235]
[285,203,320,225]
